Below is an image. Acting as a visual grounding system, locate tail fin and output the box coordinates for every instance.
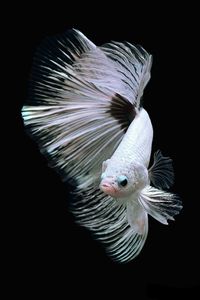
[22,29,152,185]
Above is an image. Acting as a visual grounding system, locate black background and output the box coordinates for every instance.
[13,3,199,299]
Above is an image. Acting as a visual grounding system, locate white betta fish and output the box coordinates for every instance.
[22,29,182,263]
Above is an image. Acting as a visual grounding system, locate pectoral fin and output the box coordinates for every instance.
[139,185,182,225]
[148,150,174,190]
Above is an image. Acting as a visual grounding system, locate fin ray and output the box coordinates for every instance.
[22,29,153,262]
[139,186,182,225]
[22,29,152,183]
[71,184,148,263]
[149,150,174,189]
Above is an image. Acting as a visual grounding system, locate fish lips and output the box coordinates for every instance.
[99,180,118,197]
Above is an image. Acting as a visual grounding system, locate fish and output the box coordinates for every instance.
[21,29,182,263]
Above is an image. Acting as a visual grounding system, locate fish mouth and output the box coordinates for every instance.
[99,182,117,197]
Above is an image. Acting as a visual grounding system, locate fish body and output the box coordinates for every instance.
[103,108,153,174]
[22,29,182,263]
[100,108,152,197]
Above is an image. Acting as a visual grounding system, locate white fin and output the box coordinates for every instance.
[101,42,152,108]
[71,184,148,263]
[127,199,148,235]
[22,29,152,185]
[139,186,182,225]
[21,29,152,262]
[148,150,174,189]
[102,159,110,172]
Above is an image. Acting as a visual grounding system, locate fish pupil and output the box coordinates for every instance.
[117,175,128,187]
[120,179,128,187]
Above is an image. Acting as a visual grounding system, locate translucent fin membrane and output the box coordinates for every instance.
[71,184,148,263]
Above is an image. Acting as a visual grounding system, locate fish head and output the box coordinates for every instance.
[99,161,148,198]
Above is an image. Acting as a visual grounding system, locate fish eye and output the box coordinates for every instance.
[101,172,106,180]
[117,175,128,187]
